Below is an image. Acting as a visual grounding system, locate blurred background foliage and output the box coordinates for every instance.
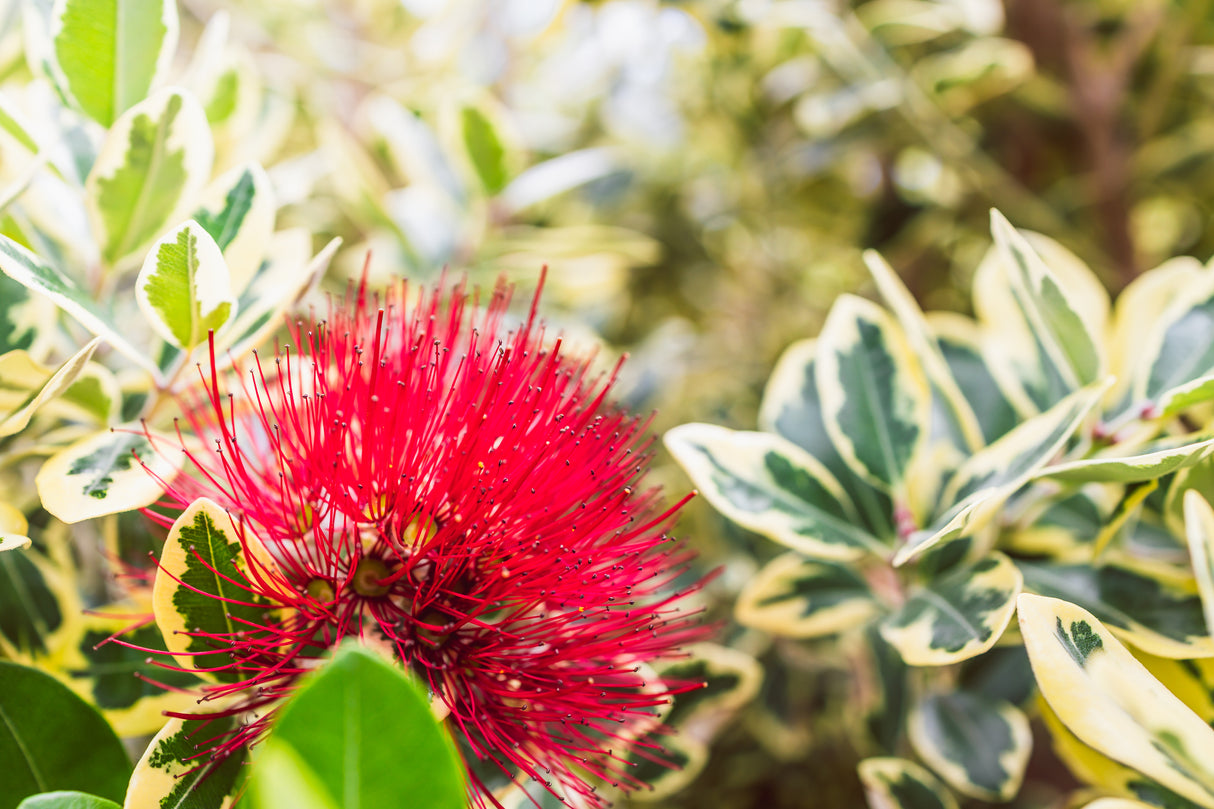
[5,0,1214,806]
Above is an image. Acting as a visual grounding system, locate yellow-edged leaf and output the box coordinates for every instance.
[1183,490,1214,642]
[880,551,1021,665]
[858,757,959,809]
[665,423,884,560]
[1018,593,1214,808]
[36,427,182,523]
[815,295,931,497]
[736,552,880,638]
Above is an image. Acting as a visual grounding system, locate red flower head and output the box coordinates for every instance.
[148,274,709,806]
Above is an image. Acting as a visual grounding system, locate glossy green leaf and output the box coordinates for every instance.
[51,0,178,126]
[152,497,275,683]
[0,236,161,379]
[18,792,122,809]
[1019,593,1214,808]
[246,741,339,809]
[0,660,130,806]
[191,162,275,293]
[461,104,508,195]
[815,294,930,495]
[735,552,880,638]
[124,716,245,809]
[86,87,213,268]
[909,691,1031,801]
[36,427,182,523]
[251,643,466,809]
[987,211,1102,405]
[896,383,1103,565]
[0,338,99,437]
[135,219,234,350]
[665,423,883,561]
[1019,560,1214,658]
[880,552,1021,665]
[858,757,959,809]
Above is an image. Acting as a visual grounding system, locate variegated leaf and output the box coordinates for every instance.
[1107,257,1207,407]
[1137,653,1214,726]
[1038,696,1141,797]
[1003,487,1113,557]
[360,94,465,202]
[665,424,883,561]
[0,272,56,359]
[191,162,275,293]
[124,716,245,809]
[735,552,880,638]
[1041,695,1203,807]
[863,250,983,452]
[760,340,841,465]
[50,0,179,126]
[0,238,162,379]
[135,219,235,350]
[36,427,182,523]
[0,543,79,658]
[0,338,100,437]
[1019,560,1214,658]
[908,691,1031,801]
[1131,274,1214,418]
[1183,491,1214,643]
[857,757,959,809]
[1080,801,1157,809]
[58,607,202,736]
[759,338,896,539]
[1039,435,1214,483]
[656,643,763,728]
[895,383,1104,565]
[1019,593,1214,808]
[986,211,1103,407]
[628,733,708,803]
[866,624,910,751]
[153,497,277,682]
[815,295,931,496]
[880,552,1021,666]
[0,502,30,552]
[51,362,122,425]
[86,87,213,268]
[215,234,340,362]
[930,312,1027,442]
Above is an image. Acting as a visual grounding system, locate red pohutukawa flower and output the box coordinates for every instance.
[147,275,708,806]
